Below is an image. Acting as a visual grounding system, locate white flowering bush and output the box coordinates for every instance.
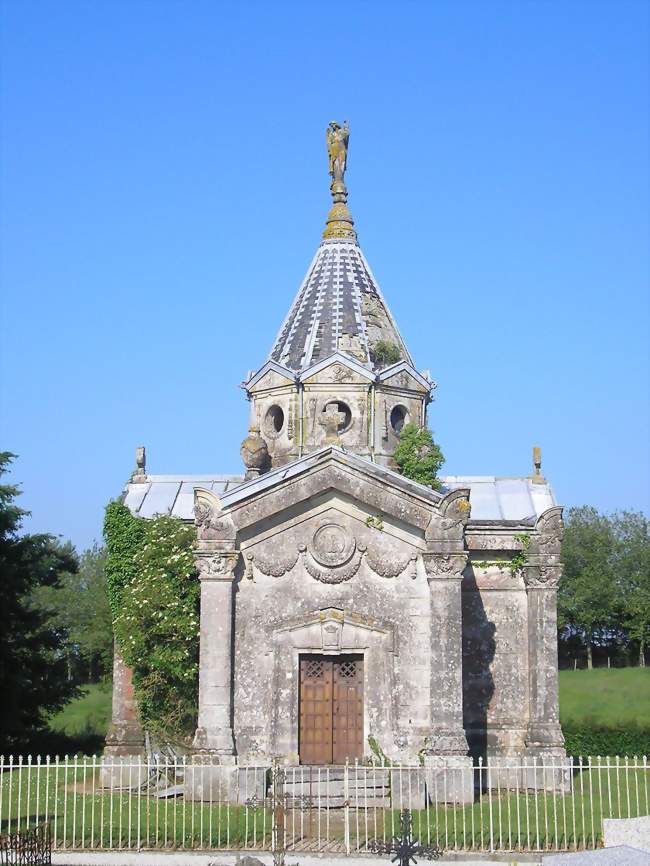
[105,503,199,741]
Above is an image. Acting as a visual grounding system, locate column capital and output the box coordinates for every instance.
[422,552,468,581]
[195,551,240,582]
[523,563,561,590]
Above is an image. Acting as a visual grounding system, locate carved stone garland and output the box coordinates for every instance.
[244,548,301,579]
[244,523,420,584]
[365,550,417,579]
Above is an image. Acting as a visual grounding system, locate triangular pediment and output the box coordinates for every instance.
[300,352,375,385]
[377,361,431,392]
[220,446,441,534]
[244,360,296,392]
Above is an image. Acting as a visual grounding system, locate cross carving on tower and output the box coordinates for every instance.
[320,402,345,443]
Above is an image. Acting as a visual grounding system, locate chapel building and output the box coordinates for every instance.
[106,123,567,801]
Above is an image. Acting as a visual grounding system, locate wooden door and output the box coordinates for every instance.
[332,657,364,763]
[299,655,363,765]
[299,657,333,765]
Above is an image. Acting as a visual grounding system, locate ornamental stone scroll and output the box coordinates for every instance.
[194,488,236,545]
[425,488,471,546]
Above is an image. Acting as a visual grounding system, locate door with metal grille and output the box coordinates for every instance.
[299,654,363,764]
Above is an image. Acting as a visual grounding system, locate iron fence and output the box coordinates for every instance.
[0,754,647,855]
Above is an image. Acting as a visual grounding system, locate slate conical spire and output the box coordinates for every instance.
[268,122,414,373]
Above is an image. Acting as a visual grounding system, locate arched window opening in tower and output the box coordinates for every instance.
[390,404,408,434]
[265,405,285,435]
[323,400,352,433]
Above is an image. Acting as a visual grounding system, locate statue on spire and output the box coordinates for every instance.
[326,121,350,183]
[323,120,356,241]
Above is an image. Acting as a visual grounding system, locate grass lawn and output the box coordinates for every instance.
[558,668,650,729]
[48,685,112,740]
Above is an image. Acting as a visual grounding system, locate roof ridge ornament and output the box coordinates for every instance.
[323,120,357,241]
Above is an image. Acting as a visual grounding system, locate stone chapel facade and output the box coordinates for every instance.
[106,124,567,800]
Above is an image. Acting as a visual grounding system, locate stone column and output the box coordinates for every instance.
[421,553,473,804]
[422,553,470,756]
[524,574,564,753]
[524,506,565,756]
[188,488,240,803]
[192,550,239,756]
[420,489,473,804]
[522,507,569,792]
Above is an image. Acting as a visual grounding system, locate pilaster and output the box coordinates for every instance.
[192,488,239,760]
[421,489,471,758]
[523,507,566,759]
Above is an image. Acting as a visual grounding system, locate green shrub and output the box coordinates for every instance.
[104,503,199,743]
[371,340,402,368]
[394,423,445,489]
[563,726,650,757]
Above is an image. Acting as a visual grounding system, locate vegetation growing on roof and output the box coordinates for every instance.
[394,423,445,490]
[104,502,199,741]
[370,339,402,368]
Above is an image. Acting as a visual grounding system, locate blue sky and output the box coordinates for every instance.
[1,0,648,551]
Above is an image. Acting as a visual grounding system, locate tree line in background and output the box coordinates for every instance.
[0,453,113,752]
[558,506,649,669]
[1,449,648,752]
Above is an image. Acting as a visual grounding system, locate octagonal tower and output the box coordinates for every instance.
[242,122,434,470]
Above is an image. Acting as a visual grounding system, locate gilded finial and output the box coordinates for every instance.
[532,446,544,483]
[323,120,356,241]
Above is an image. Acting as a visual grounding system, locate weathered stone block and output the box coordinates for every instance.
[604,816,650,853]
[423,755,474,805]
[99,755,149,790]
[184,758,239,803]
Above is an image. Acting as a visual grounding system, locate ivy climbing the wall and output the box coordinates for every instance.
[394,423,445,490]
[104,501,200,742]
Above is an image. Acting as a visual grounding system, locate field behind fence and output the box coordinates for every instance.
[0,755,649,856]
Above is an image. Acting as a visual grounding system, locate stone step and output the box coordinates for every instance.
[282,767,391,808]
[285,795,391,809]
[284,768,390,783]
[283,780,389,795]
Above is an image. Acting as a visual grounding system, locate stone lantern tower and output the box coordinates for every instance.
[242,122,434,470]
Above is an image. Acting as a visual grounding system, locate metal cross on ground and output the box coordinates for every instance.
[368,809,442,865]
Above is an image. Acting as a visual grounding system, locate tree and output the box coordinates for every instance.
[612,511,650,666]
[394,423,445,489]
[0,452,79,751]
[34,545,113,683]
[558,506,618,668]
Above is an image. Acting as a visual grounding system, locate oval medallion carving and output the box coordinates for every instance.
[310,523,356,568]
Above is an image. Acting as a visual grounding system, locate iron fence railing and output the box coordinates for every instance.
[0,754,647,855]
